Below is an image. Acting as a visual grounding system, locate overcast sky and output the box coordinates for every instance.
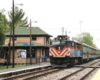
[0,0,100,48]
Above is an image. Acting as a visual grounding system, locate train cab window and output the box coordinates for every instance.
[52,41,60,45]
[65,41,71,46]
[52,41,71,46]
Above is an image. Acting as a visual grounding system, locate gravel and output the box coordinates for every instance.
[34,68,82,80]
[34,59,100,80]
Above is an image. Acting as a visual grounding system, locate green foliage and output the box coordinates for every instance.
[50,38,52,45]
[0,9,7,46]
[73,32,97,48]
[8,6,29,28]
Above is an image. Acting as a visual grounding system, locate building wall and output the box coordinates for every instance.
[36,48,40,57]
[33,37,45,45]
[44,37,46,45]
[5,37,11,45]
[5,37,48,45]
[9,48,50,64]
[9,58,50,64]
[0,59,5,63]
[4,35,50,64]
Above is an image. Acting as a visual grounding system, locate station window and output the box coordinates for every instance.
[46,37,49,44]
[26,49,30,58]
[32,49,35,58]
[12,37,17,41]
[27,49,35,58]
[45,49,49,58]
[32,36,36,40]
[0,49,4,58]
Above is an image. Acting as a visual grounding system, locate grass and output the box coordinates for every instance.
[0,64,31,70]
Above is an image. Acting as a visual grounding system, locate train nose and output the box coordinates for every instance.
[57,60,61,64]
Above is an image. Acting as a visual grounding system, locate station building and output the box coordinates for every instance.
[0,27,52,64]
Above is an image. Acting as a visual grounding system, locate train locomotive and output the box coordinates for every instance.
[49,35,100,67]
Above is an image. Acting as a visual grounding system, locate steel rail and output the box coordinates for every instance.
[0,65,51,79]
[57,60,100,80]
[1,67,54,80]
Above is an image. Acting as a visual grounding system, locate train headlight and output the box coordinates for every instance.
[60,37,62,40]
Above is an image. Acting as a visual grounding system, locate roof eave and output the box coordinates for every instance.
[6,34,53,37]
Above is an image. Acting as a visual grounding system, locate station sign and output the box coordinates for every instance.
[22,43,34,45]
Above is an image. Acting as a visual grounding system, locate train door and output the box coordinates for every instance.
[77,43,82,57]
[74,42,77,57]
[70,41,74,57]
[87,47,89,61]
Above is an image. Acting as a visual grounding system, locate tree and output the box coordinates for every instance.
[0,9,7,46]
[8,6,29,28]
[50,38,52,45]
[73,32,97,48]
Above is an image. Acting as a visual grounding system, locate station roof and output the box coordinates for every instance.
[6,27,52,37]
[3,42,50,48]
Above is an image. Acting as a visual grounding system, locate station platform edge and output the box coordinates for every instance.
[91,69,100,80]
[0,62,50,75]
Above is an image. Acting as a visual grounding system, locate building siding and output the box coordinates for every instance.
[5,37,46,45]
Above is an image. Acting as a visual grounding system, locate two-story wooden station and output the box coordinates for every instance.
[1,27,52,65]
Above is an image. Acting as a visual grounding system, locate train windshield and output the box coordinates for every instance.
[52,41,70,46]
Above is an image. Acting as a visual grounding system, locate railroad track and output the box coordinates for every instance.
[1,67,65,80]
[1,66,53,80]
[33,59,100,80]
[1,59,100,80]
[57,61,100,80]
[19,68,65,80]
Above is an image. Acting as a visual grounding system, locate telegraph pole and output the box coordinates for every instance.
[65,30,67,36]
[79,21,83,42]
[7,22,12,69]
[30,19,32,65]
[12,0,15,68]
[62,27,64,35]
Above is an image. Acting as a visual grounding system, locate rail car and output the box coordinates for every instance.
[49,35,100,67]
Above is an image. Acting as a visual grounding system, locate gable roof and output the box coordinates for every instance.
[6,27,52,37]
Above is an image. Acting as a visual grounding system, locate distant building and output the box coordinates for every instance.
[1,27,52,64]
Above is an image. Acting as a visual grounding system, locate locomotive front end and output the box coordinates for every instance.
[49,35,71,67]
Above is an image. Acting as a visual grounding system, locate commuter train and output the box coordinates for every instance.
[49,35,100,67]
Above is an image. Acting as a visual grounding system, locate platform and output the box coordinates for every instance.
[91,69,100,80]
[0,62,50,76]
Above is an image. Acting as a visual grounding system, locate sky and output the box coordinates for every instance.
[0,0,100,48]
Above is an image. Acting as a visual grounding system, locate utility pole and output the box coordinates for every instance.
[79,21,83,63]
[62,27,64,35]
[65,30,67,36]
[12,0,15,68]
[7,22,12,69]
[30,19,32,65]
[79,21,83,42]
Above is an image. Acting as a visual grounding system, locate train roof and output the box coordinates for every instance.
[71,39,98,50]
[53,35,99,51]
